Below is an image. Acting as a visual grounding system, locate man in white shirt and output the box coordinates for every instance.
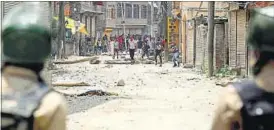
[129,37,136,60]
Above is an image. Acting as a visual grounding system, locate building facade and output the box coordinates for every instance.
[52,1,104,55]
[97,2,160,38]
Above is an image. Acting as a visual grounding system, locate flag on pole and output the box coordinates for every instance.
[53,16,89,35]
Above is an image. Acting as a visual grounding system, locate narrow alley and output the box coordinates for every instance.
[53,55,223,130]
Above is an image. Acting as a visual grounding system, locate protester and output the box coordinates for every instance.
[129,37,136,61]
[137,38,143,57]
[113,38,119,59]
[211,6,274,130]
[155,37,164,67]
[103,34,108,53]
[142,41,150,59]
[170,43,180,67]
[97,39,102,55]
[1,2,67,130]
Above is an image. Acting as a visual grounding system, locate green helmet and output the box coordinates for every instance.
[247,6,274,75]
[247,6,274,51]
[2,2,51,63]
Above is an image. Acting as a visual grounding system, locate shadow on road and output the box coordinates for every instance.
[65,95,131,115]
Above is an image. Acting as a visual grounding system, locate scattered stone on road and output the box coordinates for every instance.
[117,79,125,86]
[90,59,101,64]
[51,55,225,130]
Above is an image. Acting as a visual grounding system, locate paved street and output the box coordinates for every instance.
[53,55,223,130]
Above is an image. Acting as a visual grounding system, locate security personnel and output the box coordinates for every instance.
[211,6,274,130]
[1,2,67,130]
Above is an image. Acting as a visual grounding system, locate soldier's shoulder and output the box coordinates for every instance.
[35,90,67,116]
[41,90,66,108]
[221,84,243,111]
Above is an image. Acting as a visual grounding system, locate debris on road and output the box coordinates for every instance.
[53,57,98,64]
[183,64,194,68]
[45,61,57,70]
[58,90,119,97]
[117,79,125,86]
[104,59,154,64]
[105,60,132,64]
[102,64,114,68]
[158,70,169,74]
[77,90,119,96]
[186,77,201,81]
[90,59,101,64]
[215,80,233,87]
[53,82,90,87]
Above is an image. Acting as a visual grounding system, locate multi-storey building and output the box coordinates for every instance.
[97,2,160,38]
[52,1,104,55]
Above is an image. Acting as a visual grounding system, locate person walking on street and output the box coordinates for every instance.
[97,39,102,55]
[170,43,180,67]
[1,2,67,130]
[103,34,108,53]
[142,41,150,59]
[137,38,143,57]
[113,38,119,59]
[129,37,136,61]
[211,6,274,130]
[155,37,164,67]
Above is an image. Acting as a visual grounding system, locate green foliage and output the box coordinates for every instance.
[215,65,236,78]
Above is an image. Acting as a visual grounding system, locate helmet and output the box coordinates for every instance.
[247,6,274,75]
[2,2,51,63]
[247,6,274,51]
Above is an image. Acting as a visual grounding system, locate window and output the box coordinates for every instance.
[153,7,158,16]
[111,8,115,19]
[107,6,115,19]
[141,5,147,19]
[133,4,139,19]
[153,7,158,22]
[117,3,123,18]
[125,4,132,18]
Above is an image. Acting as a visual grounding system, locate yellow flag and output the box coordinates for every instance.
[78,24,89,35]
[53,16,75,29]
[53,16,89,35]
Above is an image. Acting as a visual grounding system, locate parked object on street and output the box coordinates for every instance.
[1,2,67,130]
[211,6,274,130]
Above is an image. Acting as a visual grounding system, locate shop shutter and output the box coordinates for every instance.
[3,2,50,28]
[3,1,21,17]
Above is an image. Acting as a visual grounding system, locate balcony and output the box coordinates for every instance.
[115,18,148,26]
[80,2,104,15]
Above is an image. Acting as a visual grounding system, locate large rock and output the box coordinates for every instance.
[90,60,100,64]
[117,79,125,86]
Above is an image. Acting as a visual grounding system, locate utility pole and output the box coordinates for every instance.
[122,2,127,51]
[57,1,65,59]
[150,1,153,37]
[178,4,182,60]
[207,1,215,77]
[163,1,169,62]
